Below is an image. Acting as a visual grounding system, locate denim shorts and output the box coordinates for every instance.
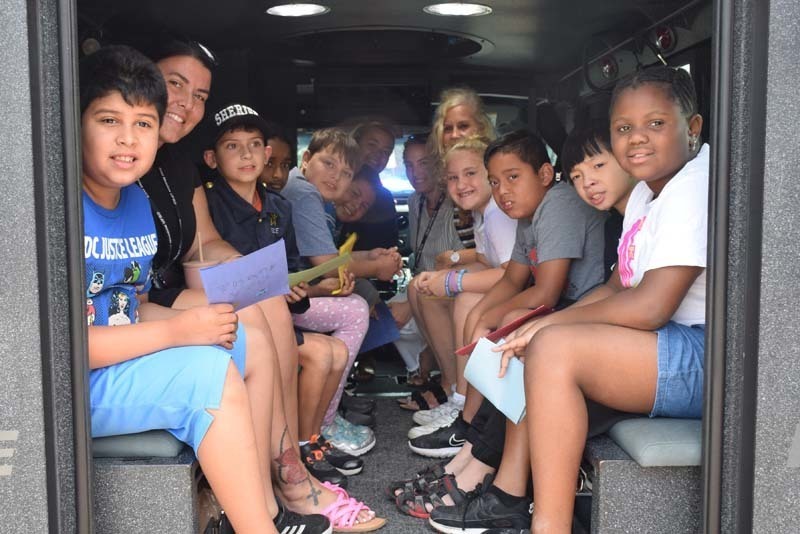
[90,324,247,452]
[651,321,705,419]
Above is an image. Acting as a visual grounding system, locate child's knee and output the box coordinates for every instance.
[330,337,348,371]
[298,336,333,373]
[525,325,576,379]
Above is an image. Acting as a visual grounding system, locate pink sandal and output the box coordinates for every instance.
[320,482,386,532]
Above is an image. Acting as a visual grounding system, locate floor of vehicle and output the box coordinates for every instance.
[347,348,589,533]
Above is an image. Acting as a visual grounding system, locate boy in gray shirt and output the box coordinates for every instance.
[464,130,606,344]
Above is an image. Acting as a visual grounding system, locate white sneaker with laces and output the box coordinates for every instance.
[411,400,453,425]
[411,408,460,438]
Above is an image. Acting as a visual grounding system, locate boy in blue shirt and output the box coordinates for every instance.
[81,46,330,534]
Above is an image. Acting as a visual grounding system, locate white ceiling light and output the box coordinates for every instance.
[267,3,330,17]
[423,3,493,17]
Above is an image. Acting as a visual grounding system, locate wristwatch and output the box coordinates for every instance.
[450,251,461,264]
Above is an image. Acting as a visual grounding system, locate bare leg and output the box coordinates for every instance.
[416,295,457,393]
[453,455,495,494]
[272,407,377,524]
[297,334,333,440]
[257,296,300,442]
[198,362,278,534]
[408,282,449,396]
[525,324,657,533]
[453,292,484,396]
[237,305,280,518]
[493,418,530,497]
[315,337,348,434]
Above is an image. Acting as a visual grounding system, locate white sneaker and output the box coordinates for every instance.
[413,400,460,426]
[408,417,454,439]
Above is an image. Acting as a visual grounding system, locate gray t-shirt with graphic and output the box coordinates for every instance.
[511,181,606,301]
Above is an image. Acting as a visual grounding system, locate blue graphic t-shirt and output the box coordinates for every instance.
[83,185,158,327]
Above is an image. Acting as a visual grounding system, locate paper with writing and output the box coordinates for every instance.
[200,240,289,311]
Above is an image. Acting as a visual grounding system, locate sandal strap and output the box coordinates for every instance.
[409,390,430,410]
[320,482,375,528]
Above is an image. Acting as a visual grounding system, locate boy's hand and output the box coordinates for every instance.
[171,304,238,350]
[374,252,402,281]
[285,282,309,303]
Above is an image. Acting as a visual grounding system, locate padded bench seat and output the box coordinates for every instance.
[92,431,198,533]
[608,418,701,467]
[93,430,186,458]
[582,418,701,534]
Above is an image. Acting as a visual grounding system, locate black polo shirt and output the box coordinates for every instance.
[204,174,300,273]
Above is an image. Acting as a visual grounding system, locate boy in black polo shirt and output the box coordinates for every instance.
[202,103,364,484]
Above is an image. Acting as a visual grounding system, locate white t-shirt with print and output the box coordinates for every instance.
[617,144,709,326]
[473,196,517,268]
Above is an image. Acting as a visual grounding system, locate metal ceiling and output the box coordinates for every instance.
[80,0,701,76]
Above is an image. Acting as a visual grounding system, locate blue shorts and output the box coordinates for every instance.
[89,324,247,452]
[650,321,705,418]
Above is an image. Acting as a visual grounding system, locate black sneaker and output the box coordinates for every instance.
[274,500,332,534]
[429,476,532,533]
[312,434,363,476]
[340,393,375,414]
[339,406,376,428]
[300,443,348,489]
[408,415,467,458]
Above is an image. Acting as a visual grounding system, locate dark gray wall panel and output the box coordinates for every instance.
[0,0,51,531]
[752,0,800,529]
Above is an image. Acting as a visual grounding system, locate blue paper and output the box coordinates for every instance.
[464,337,527,424]
[359,301,401,353]
[200,240,290,311]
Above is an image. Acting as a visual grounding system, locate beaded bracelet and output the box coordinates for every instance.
[456,269,467,294]
[444,270,453,298]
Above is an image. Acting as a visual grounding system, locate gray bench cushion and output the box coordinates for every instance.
[93,431,186,458]
[608,418,701,467]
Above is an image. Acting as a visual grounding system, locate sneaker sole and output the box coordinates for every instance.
[428,518,496,533]
[408,441,462,458]
[334,465,363,476]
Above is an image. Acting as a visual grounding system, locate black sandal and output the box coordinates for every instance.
[384,461,448,500]
[394,474,465,519]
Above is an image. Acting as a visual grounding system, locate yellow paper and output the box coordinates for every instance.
[287,253,351,287]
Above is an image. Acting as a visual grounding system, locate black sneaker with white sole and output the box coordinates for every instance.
[408,416,467,458]
[300,443,349,488]
[428,476,532,533]
[214,503,333,534]
[313,434,364,476]
[274,500,332,534]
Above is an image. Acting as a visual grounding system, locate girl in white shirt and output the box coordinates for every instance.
[414,136,517,410]
[497,66,708,533]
